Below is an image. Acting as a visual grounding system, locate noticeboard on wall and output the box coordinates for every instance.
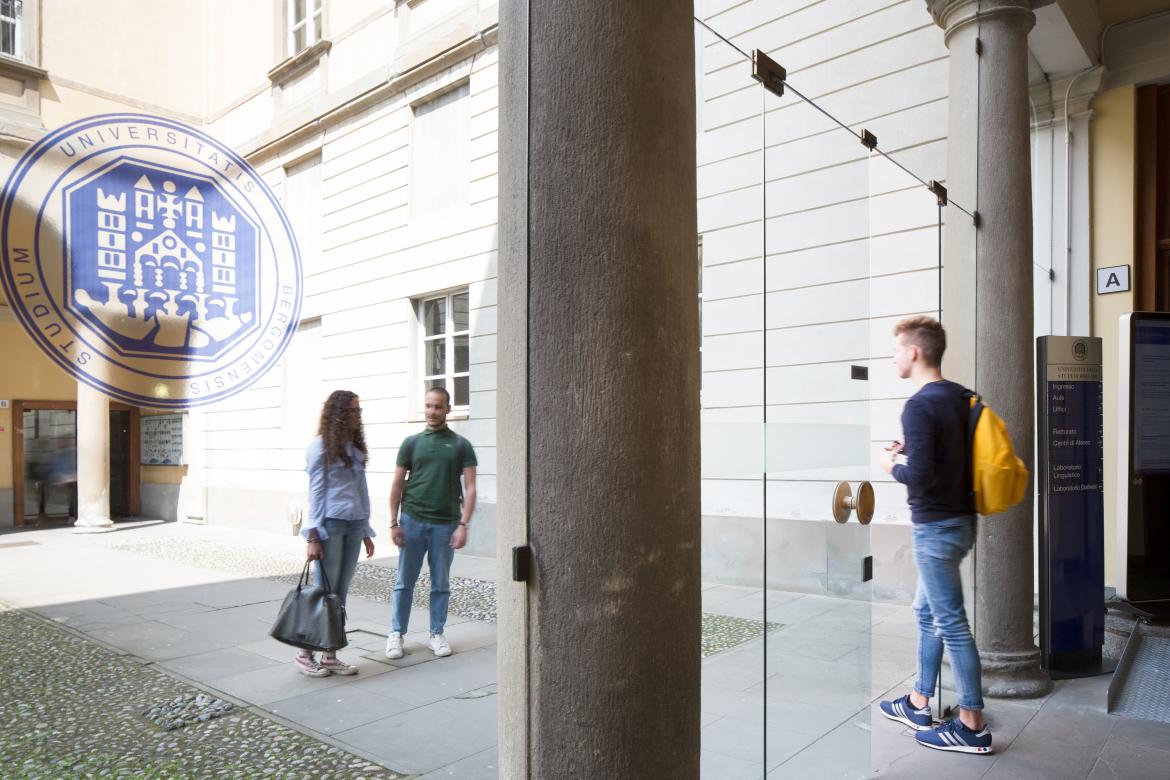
[141,414,184,466]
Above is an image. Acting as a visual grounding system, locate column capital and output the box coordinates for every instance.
[926,0,1037,43]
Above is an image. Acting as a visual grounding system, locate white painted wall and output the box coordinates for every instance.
[188,4,500,543]
[697,0,948,545]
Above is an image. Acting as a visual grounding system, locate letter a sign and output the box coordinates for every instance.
[1096,265,1130,295]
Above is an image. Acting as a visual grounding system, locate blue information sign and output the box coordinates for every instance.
[1038,336,1106,675]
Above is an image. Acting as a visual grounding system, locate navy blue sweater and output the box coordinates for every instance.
[892,379,975,523]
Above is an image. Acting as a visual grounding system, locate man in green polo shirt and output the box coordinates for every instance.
[385,386,477,659]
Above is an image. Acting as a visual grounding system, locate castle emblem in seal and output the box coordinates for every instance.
[0,114,302,408]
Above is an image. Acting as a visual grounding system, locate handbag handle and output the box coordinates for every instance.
[299,559,335,594]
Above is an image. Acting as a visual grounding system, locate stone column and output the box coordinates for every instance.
[498,0,702,776]
[929,0,1051,697]
[74,381,112,532]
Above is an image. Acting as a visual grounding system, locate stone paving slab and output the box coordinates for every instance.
[418,745,499,780]
[265,686,417,736]
[204,656,391,706]
[1085,739,1170,780]
[6,523,1170,779]
[156,646,286,682]
[335,693,498,776]
[868,670,1170,779]
[0,603,401,780]
[349,647,497,707]
[111,534,778,657]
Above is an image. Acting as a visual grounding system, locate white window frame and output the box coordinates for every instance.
[419,290,470,410]
[288,0,323,55]
[0,0,22,60]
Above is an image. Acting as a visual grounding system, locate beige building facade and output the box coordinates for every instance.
[1,0,502,555]
[0,0,1168,606]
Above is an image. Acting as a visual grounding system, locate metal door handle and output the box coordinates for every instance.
[832,481,875,525]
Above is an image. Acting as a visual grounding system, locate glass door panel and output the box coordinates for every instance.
[696,16,770,778]
[761,77,873,778]
[867,151,948,727]
[22,409,77,520]
[695,7,973,774]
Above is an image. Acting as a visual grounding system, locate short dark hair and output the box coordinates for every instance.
[426,385,451,405]
[893,315,946,368]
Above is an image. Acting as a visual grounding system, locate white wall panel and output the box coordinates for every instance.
[702,222,762,267]
[768,240,868,291]
[704,257,761,301]
[698,150,761,200]
[703,294,763,337]
[703,331,762,372]
[767,279,868,329]
[766,320,869,367]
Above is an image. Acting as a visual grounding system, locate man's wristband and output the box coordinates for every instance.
[458,521,469,527]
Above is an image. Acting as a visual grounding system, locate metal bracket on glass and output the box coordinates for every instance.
[928,180,948,207]
[832,481,875,525]
[751,49,785,98]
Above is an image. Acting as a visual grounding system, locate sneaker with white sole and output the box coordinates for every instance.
[319,655,358,675]
[385,632,404,660]
[915,718,993,754]
[295,653,330,677]
[429,632,451,657]
[879,693,933,731]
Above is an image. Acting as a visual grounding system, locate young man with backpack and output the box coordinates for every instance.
[877,315,993,754]
[385,386,477,660]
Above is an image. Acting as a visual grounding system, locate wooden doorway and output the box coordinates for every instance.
[11,401,140,528]
[1135,83,1170,310]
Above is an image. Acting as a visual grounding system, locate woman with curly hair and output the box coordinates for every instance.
[297,389,375,676]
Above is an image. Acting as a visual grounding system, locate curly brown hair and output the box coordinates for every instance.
[317,390,367,468]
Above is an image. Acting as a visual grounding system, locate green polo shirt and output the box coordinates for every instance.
[397,426,477,524]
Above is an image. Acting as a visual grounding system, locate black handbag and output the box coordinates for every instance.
[269,560,348,652]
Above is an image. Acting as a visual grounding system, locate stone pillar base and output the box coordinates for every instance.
[73,516,114,533]
[982,648,1053,698]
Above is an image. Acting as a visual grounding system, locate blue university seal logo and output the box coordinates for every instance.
[0,114,302,408]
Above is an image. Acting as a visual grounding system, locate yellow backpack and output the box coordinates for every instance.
[965,392,1030,515]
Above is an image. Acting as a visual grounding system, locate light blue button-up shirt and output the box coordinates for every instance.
[303,436,373,541]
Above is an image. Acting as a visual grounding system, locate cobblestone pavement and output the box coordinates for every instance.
[110,537,778,656]
[0,603,402,780]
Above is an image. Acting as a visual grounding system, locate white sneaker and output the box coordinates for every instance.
[385,631,404,660]
[429,632,452,657]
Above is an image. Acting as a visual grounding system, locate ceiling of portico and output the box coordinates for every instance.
[1028,0,1170,88]
[1097,0,1170,26]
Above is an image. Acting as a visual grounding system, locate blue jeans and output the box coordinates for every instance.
[391,513,456,635]
[913,515,984,711]
[315,518,364,618]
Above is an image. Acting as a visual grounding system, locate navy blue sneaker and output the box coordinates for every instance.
[879,694,933,731]
[915,718,993,754]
